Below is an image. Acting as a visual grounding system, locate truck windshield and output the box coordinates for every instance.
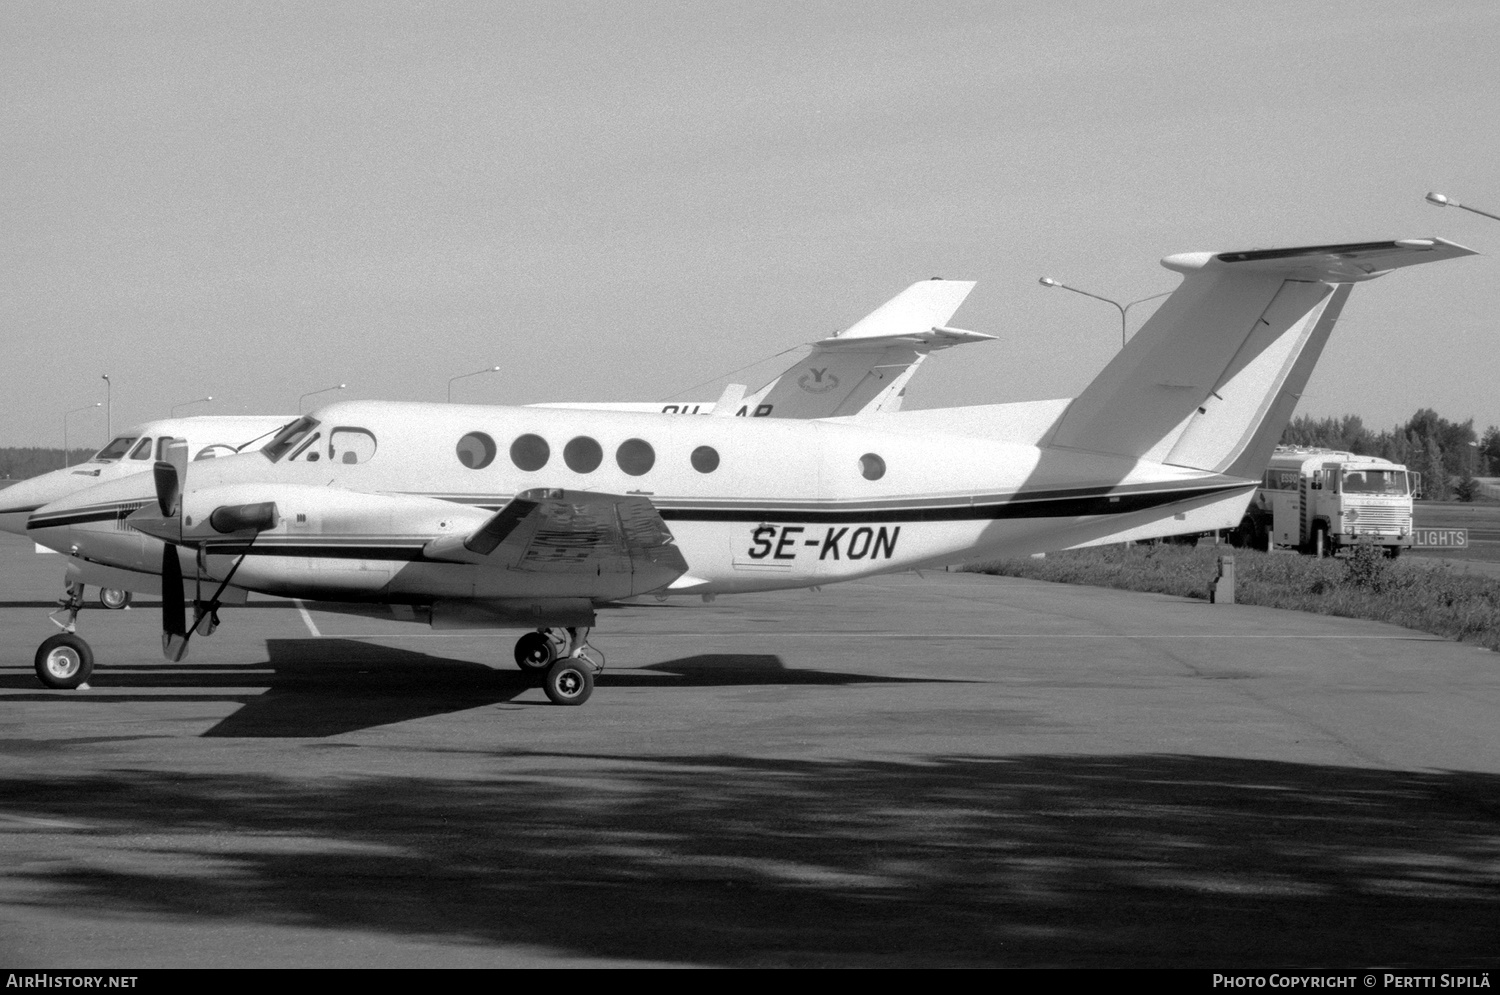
[262,417,321,463]
[1342,470,1408,495]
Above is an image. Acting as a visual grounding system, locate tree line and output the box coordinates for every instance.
[0,447,99,483]
[1280,410,1500,501]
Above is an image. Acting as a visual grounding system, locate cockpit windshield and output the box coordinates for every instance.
[1342,469,1408,495]
[92,436,140,462]
[262,417,321,463]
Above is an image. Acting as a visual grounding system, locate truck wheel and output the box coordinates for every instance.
[1385,546,1402,560]
[1230,517,1253,549]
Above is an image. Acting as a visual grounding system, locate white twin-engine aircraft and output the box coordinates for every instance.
[24,238,1474,705]
[1,279,989,607]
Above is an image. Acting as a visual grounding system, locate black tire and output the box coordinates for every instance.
[1385,546,1402,560]
[99,588,132,610]
[1230,516,1259,550]
[543,658,594,706]
[35,633,94,690]
[514,631,554,672]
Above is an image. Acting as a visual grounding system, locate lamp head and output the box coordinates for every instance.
[1038,277,1060,288]
[1425,191,1451,207]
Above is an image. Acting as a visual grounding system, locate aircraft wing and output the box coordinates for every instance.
[423,488,688,596]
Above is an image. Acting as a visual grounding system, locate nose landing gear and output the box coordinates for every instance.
[35,632,94,690]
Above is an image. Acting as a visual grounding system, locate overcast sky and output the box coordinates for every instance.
[3,0,1497,448]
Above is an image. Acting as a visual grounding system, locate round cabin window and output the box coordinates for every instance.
[616,438,655,476]
[860,453,886,481]
[509,433,549,472]
[691,445,720,474]
[563,436,603,473]
[457,432,497,470]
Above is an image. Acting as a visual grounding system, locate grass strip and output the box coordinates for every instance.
[965,543,1500,652]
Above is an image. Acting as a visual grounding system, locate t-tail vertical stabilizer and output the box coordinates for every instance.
[750,278,992,417]
[1043,238,1476,477]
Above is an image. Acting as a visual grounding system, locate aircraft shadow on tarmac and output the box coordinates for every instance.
[2,639,966,738]
[3,753,1498,967]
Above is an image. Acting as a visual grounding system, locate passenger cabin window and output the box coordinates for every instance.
[860,453,886,481]
[616,438,655,476]
[93,437,139,462]
[691,445,719,474]
[330,428,377,465]
[263,417,320,463]
[563,436,603,473]
[509,434,547,472]
[458,432,498,470]
[128,438,153,460]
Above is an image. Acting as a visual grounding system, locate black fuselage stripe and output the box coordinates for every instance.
[27,509,128,530]
[29,482,1249,536]
[659,484,1246,523]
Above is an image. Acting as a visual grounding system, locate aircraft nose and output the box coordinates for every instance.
[27,473,158,550]
[0,466,105,536]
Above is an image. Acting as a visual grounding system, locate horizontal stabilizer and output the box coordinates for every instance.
[810,324,996,350]
[1045,237,1476,475]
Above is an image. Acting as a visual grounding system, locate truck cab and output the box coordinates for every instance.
[1238,448,1413,556]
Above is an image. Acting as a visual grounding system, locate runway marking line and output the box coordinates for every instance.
[294,599,322,638]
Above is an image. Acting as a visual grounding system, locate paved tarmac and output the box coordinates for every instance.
[1,531,1498,968]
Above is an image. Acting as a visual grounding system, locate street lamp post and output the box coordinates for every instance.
[64,403,101,468]
[1425,191,1500,223]
[170,396,213,417]
[100,374,111,440]
[1038,278,1173,348]
[298,383,346,414]
[447,366,502,402]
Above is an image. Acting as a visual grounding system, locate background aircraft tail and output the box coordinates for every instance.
[1042,239,1476,477]
[748,279,993,417]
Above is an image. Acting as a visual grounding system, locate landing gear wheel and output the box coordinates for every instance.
[514,631,554,672]
[98,588,132,610]
[35,633,94,690]
[543,658,594,706]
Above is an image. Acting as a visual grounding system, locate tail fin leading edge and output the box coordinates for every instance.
[1044,238,1476,475]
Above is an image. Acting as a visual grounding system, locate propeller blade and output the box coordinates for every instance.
[160,543,189,661]
[152,461,180,518]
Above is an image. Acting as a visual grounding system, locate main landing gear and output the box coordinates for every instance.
[99,587,132,610]
[513,626,604,706]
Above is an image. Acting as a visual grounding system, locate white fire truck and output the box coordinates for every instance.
[1231,447,1416,557]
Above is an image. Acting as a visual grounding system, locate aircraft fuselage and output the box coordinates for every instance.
[29,400,1254,604]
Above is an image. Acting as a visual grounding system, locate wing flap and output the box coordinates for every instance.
[423,488,689,597]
